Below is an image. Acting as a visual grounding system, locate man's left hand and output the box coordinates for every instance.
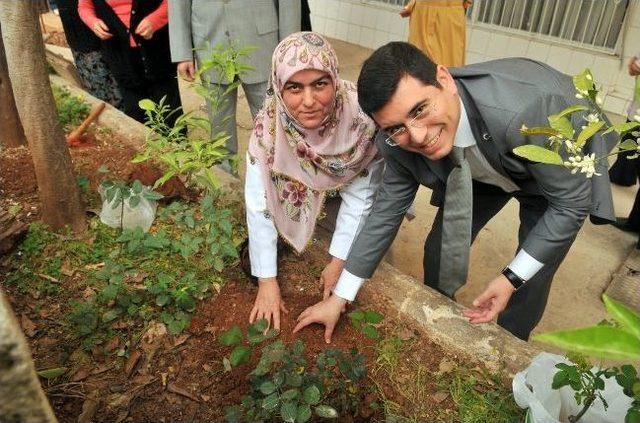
[463,274,515,323]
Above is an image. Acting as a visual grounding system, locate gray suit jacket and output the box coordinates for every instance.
[168,0,301,84]
[346,58,618,279]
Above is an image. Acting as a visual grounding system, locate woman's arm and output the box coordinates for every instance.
[77,0,99,29]
[244,152,279,279]
[144,0,169,31]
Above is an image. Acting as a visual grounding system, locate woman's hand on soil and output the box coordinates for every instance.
[463,274,515,323]
[320,257,345,301]
[250,277,288,332]
[91,19,113,40]
[293,295,347,344]
[135,18,155,40]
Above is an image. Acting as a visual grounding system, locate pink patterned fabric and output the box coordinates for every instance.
[248,32,378,253]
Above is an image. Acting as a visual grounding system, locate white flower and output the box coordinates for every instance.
[634,115,640,122]
[565,153,600,178]
[576,93,584,99]
[596,96,604,106]
[521,124,528,131]
[586,74,593,81]
[584,113,599,123]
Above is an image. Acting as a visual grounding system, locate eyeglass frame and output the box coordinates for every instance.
[381,101,435,147]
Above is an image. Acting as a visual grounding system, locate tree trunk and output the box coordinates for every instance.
[0,289,58,423]
[0,2,86,233]
[0,24,26,148]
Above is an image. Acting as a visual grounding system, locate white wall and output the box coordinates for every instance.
[309,0,640,116]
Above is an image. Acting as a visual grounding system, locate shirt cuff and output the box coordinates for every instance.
[332,269,365,301]
[507,249,544,281]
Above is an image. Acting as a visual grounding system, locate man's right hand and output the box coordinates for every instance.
[293,295,347,344]
[628,57,640,77]
[177,60,196,82]
[399,7,411,18]
[91,19,113,40]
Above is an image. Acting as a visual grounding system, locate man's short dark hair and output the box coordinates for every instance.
[357,42,440,116]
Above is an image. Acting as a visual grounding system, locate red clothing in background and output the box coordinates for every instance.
[78,0,168,47]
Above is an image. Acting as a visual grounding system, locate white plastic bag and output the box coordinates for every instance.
[513,352,632,423]
[99,185,157,232]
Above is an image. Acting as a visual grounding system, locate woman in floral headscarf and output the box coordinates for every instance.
[244,32,383,331]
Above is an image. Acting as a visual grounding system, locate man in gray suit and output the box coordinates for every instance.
[168,0,300,157]
[293,42,617,342]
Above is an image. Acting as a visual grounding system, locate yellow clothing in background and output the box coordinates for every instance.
[406,0,467,67]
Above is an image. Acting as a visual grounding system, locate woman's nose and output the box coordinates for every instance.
[302,88,315,107]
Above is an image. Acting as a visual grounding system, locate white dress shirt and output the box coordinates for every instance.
[245,152,384,278]
[333,99,544,301]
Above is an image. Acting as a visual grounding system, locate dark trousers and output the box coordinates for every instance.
[117,49,182,128]
[609,123,640,231]
[423,181,573,341]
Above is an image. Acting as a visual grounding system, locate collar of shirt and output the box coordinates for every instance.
[453,97,476,149]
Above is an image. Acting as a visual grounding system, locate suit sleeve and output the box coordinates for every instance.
[507,93,592,265]
[168,0,194,63]
[344,151,419,279]
[277,0,301,40]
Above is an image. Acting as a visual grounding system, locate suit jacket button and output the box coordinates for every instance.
[482,133,491,141]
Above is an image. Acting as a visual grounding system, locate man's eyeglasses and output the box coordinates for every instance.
[382,102,434,147]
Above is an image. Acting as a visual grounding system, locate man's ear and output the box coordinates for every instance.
[436,65,457,93]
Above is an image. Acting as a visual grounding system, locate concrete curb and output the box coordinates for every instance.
[361,262,543,375]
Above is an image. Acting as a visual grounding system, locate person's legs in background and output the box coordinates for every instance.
[72,50,124,111]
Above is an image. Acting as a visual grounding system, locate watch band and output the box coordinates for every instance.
[502,267,525,291]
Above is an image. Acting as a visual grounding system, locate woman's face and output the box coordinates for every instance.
[281,69,335,129]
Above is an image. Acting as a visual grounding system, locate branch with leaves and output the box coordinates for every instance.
[514,69,640,178]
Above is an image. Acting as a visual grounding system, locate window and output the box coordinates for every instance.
[470,0,629,51]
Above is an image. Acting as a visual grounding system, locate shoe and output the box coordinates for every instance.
[612,218,640,233]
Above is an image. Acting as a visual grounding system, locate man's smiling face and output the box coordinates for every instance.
[373,66,461,161]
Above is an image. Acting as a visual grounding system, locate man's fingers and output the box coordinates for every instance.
[249,306,258,323]
[280,302,289,314]
[292,316,312,334]
[472,289,495,307]
[297,307,311,322]
[273,310,280,332]
[324,322,335,344]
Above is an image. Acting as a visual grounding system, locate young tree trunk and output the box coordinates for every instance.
[0,289,58,423]
[0,24,26,148]
[0,2,86,233]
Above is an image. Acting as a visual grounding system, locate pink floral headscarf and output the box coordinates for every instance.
[248,32,378,253]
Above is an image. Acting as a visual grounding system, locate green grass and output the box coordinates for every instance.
[439,366,525,423]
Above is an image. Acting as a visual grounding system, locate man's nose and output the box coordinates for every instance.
[407,124,427,145]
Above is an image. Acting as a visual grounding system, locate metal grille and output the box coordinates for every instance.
[470,0,629,51]
[364,0,629,52]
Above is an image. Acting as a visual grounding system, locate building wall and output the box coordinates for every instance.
[309,0,640,116]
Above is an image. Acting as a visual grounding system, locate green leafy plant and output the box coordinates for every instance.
[100,178,164,231]
[134,43,254,193]
[225,339,369,423]
[52,84,90,133]
[348,308,384,339]
[534,295,640,422]
[218,319,278,371]
[515,69,639,177]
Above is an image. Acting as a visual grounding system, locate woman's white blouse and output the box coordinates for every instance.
[244,152,384,278]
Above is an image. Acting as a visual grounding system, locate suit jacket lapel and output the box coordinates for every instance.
[456,82,511,180]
